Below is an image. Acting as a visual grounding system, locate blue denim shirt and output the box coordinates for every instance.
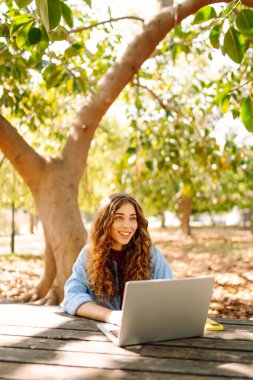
[60,244,173,315]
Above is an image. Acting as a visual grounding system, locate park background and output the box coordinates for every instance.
[0,0,252,319]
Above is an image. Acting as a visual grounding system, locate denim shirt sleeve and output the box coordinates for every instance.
[151,245,173,279]
[60,245,93,315]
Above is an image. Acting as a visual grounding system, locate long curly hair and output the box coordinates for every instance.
[86,193,153,301]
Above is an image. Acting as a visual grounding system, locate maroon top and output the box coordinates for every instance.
[111,249,124,268]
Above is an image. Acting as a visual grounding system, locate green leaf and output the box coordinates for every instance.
[236,9,253,38]
[126,147,136,155]
[28,50,43,66]
[209,25,221,49]
[158,161,165,171]
[146,161,153,171]
[43,63,65,89]
[38,24,49,50]
[48,25,68,41]
[223,27,246,64]
[11,14,33,36]
[61,2,73,28]
[241,96,253,132]
[64,44,84,58]
[207,89,229,112]
[83,0,91,7]
[28,27,42,44]
[221,96,230,113]
[193,6,217,24]
[0,23,10,38]
[221,2,234,18]
[15,22,32,48]
[42,62,57,79]
[36,0,62,30]
[15,0,33,7]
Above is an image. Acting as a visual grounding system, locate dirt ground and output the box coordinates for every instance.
[0,227,252,319]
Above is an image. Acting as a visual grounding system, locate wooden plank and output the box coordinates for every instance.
[205,328,253,341]
[1,304,252,329]
[0,347,252,378]
[150,336,253,351]
[1,324,253,350]
[218,318,253,326]
[0,362,228,380]
[0,305,252,339]
[0,335,253,363]
[0,305,98,331]
[0,325,108,341]
[1,322,252,343]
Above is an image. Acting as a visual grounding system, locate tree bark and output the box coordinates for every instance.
[160,211,166,228]
[178,197,192,237]
[1,0,252,304]
[0,116,87,304]
[250,203,253,234]
[29,213,35,234]
[11,201,15,253]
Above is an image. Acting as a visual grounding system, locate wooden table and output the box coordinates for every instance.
[0,303,252,379]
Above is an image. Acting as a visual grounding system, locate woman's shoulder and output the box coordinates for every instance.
[150,244,173,278]
[150,244,162,256]
[74,244,90,264]
[150,244,166,263]
[80,244,89,255]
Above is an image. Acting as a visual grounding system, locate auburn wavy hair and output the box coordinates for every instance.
[86,193,153,301]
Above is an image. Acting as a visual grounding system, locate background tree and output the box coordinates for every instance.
[113,28,252,236]
[0,0,253,304]
[0,153,35,251]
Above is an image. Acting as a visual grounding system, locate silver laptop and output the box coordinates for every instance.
[97,276,214,346]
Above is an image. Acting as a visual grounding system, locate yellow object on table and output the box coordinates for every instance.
[205,318,224,331]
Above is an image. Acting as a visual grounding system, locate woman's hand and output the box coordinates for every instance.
[76,302,122,326]
[105,310,123,327]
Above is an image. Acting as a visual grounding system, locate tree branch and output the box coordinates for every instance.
[229,78,253,94]
[132,80,179,114]
[0,155,5,168]
[62,0,253,178]
[69,16,144,34]
[0,115,45,189]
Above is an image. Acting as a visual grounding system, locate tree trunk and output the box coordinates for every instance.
[10,201,15,253]
[209,211,216,227]
[20,159,87,304]
[29,213,35,234]
[160,211,166,228]
[177,197,192,237]
[250,203,253,234]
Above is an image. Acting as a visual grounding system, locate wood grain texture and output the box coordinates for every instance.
[0,304,252,379]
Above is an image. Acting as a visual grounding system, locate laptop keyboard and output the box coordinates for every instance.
[111,329,120,337]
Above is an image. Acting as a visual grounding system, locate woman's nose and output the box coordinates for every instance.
[122,218,131,227]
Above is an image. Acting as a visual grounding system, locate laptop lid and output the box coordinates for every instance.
[98,276,214,346]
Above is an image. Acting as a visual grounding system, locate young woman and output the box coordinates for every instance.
[61,193,173,326]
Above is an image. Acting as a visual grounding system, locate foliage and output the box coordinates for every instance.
[0,1,252,132]
[112,36,251,221]
[197,4,253,130]
[0,0,121,135]
[0,0,253,220]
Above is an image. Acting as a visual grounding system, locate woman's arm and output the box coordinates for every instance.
[77,302,122,326]
[60,247,94,315]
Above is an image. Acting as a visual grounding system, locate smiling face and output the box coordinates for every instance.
[110,202,138,251]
